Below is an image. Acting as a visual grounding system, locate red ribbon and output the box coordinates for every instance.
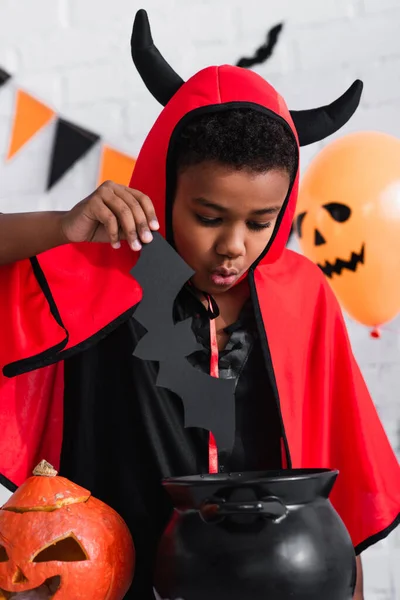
[208,316,219,473]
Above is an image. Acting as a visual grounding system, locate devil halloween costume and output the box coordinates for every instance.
[0,9,399,599]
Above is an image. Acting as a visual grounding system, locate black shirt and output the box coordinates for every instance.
[61,288,281,598]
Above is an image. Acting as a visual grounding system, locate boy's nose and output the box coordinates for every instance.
[216,232,246,258]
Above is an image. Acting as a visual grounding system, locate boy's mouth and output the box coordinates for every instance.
[209,267,240,287]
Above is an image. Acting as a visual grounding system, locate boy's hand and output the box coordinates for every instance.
[61,181,159,251]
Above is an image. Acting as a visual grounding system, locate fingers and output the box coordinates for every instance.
[124,187,159,232]
[102,188,143,251]
[114,187,154,248]
[92,202,121,249]
[95,182,159,251]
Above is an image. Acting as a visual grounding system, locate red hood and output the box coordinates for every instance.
[129,65,299,267]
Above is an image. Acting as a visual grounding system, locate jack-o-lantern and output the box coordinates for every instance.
[0,461,135,600]
[295,131,400,329]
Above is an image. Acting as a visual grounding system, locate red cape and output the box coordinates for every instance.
[1,65,399,552]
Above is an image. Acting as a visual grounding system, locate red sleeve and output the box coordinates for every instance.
[1,242,142,377]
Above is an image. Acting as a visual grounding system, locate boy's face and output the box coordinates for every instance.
[172,161,290,294]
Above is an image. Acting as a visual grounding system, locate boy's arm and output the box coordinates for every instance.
[0,211,67,265]
[0,180,159,266]
[354,556,364,600]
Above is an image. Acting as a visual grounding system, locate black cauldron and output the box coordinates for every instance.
[154,469,356,600]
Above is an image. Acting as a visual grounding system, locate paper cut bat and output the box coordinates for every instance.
[130,232,236,456]
[131,233,202,361]
[157,357,236,453]
[236,23,284,69]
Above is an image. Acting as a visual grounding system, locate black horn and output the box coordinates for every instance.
[290,80,363,146]
[131,9,185,106]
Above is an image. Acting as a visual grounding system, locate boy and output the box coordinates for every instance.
[0,9,399,600]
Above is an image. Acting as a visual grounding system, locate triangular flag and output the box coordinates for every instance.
[7,90,55,160]
[98,145,136,187]
[0,68,11,88]
[47,118,100,190]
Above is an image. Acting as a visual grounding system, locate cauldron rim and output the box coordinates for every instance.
[162,468,339,487]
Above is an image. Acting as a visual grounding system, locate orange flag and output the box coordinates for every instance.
[7,90,55,160]
[98,145,136,187]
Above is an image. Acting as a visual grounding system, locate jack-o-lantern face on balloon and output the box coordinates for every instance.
[296,202,360,276]
[0,461,135,600]
[295,131,400,328]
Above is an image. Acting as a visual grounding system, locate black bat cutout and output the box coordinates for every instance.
[130,232,236,457]
[134,319,202,362]
[157,358,236,453]
[132,233,195,330]
[131,234,201,361]
[236,23,284,69]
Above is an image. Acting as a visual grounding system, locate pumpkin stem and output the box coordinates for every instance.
[33,460,58,477]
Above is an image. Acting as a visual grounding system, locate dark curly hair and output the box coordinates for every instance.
[174,108,297,179]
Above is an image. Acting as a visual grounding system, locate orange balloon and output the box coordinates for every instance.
[295,131,400,328]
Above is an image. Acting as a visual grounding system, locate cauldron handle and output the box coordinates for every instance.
[201,496,288,521]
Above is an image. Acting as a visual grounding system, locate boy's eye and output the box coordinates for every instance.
[196,215,272,231]
[196,215,222,226]
[247,221,272,231]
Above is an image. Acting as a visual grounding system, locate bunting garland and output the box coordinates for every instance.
[0,69,136,189]
[47,119,100,190]
[98,146,136,187]
[7,90,55,160]
[0,68,11,88]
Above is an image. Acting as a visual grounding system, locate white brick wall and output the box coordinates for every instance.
[0,1,399,598]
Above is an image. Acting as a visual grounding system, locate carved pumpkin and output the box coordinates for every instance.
[0,461,135,600]
[295,131,400,328]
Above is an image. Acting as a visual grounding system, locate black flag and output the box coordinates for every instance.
[47,118,99,190]
[0,68,11,88]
